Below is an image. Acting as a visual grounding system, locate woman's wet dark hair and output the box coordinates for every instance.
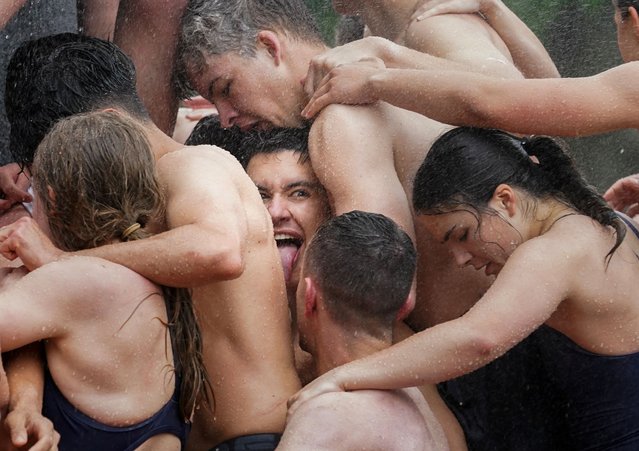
[412,127,626,263]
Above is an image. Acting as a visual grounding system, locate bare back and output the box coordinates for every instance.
[0,256,175,427]
[277,388,449,450]
[155,146,300,449]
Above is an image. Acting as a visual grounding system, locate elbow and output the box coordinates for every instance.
[218,245,245,280]
[461,325,507,365]
[194,240,245,281]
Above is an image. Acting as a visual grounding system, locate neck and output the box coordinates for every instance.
[143,121,184,160]
[313,317,390,375]
[293,41,330,103]
[361,0,421,41]
[526,199,577,239]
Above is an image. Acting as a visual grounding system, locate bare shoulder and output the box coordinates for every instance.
[30,256,150,295]
[158,144,243,175]
[508,215,601,277]
[311,102,426,147]
[281,390,435,451]
[313,103,388,132]
[404,13,506,56]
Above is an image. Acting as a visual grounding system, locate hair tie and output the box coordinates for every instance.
[121,222,141,240]
[519,136,540,164]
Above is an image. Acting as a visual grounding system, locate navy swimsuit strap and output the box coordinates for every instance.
[618,213,639,239]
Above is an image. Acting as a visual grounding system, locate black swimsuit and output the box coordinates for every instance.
[43,367,189,451]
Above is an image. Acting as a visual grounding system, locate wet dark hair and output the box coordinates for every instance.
[5,33,149,165]
[239,126,310,169]
[185,114,245,154]
[304,211,416,334]
[616,0,639,19]
[33,111,211,420]
[186,117,311,169]
[413,127,626,263]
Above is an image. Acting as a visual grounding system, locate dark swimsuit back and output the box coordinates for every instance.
[43,367,189,451]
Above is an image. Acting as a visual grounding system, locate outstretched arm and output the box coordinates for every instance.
[304,62,639,136]
[412,0,559,78]
[288,239,571,412]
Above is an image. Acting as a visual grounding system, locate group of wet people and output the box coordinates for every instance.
[0,0,637,450]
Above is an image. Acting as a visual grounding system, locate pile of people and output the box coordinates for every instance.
[0,0,637,450]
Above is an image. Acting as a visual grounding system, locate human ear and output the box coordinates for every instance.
[395,285,415,322]
[256,30,283,65]
[490,183,517,217]
[629,6,639,37]
[304,276,318,317]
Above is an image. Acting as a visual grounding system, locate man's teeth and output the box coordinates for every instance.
[275,233,296,241]
[274,233,302,247]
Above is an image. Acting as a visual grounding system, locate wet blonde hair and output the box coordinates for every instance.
[32,111,161,251]
[32,111,211,419]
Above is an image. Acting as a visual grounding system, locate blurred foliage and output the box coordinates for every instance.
[303,0,339,45]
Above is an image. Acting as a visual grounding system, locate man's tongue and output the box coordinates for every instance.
[278,244,298,283]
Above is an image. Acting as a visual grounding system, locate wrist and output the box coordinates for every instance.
[368,69,390,103]
[10,388,41,411]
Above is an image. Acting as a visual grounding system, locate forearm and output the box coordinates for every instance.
[370,69,496,127]
[334,317,510,391]
[5,344,44,413]
[77,224,244,287]
[481,0,559,78]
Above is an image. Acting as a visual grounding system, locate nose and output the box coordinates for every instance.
[451,246,473,268]
[216,100,240,128]
[267,195,292,223]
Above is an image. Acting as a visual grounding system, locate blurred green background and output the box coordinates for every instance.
[303,0,639,191]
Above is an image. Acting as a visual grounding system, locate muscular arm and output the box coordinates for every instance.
[403,13,522,79]
[305,62,639,136]
[290,237,574,411]
[78,147,247,287]
[412,0,559,78]
[473,0,559,78]
[370,63,639,136]
[309,104,415,240]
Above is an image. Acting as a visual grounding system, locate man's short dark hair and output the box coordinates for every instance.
[185,114,245,155]
[304,211,416,333]
[239,126,310,169]
[186,117,310,169]
[5,33,149,165]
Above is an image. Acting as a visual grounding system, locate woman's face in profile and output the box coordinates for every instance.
[418,209,520,277]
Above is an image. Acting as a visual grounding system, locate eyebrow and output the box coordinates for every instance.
[442,225,457,243]
[255,180,322,192]
[283,180,322,191]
